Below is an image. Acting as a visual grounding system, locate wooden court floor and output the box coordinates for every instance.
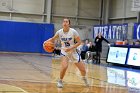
[0,53,140,93]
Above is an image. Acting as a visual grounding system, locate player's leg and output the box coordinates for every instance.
[75,61,86,76]
[60,56,69,79]
[57,56,69,88]
[72,49,89,87]
[75,61,89,87]
[73,50,87,77]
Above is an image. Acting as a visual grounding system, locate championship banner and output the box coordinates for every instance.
[93,24,128,40]
[133,23,140,39]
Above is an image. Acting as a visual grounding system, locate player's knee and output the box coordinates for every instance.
[62,65,68,70]
[80,68,86,74]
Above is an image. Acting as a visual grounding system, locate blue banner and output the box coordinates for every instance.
[93,24,128,40]
[133,23,140,39]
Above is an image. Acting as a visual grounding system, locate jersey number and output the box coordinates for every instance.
[64,42,70,47]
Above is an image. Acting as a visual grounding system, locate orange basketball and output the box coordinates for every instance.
[43,41,55,53]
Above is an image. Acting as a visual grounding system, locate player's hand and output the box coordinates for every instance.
[43,40,50,45]
[43,41,47,46]
[46,38,54,43]
[108,43,110,47]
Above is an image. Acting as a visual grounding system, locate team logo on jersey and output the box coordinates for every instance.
[61,37,72,41]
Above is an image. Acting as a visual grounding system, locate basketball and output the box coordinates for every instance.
[43,41,55,53]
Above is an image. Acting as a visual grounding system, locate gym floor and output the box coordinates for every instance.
[0,52,139,93]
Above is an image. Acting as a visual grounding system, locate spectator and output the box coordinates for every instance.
[129,40,134,45]
[135,39,140,45]
[88,42,96,52]
[85,39,90,48]
[94,32,110,64]
[123,39,129,45]
[85,42,96,63]
[80,40,89,60]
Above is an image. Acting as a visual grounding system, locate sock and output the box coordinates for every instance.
[59,79,63,81]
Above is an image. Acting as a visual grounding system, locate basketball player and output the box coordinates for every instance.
[46,18,89,88]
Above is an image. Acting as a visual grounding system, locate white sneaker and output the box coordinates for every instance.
[83,78,89,87]
[57,80,63,88]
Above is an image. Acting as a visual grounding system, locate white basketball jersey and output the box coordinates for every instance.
[55,28,79,49]
[55,28,81,62]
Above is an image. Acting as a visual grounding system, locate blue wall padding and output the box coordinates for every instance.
[0,20,54,53]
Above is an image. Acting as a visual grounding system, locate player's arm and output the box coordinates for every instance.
[45,33,59,43]
[72,36,81,49]
[72,30,82,49]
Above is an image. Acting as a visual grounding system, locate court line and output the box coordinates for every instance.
[0,84,28,93]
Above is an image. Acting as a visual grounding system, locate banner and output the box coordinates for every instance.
[131,0,140,11]
[133,23,140,39]
[93,24,128,40]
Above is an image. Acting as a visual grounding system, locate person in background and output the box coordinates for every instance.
[94,32,110,64]
[123,39,129,45]
[88,42,96,52]
[85,39,90,48]
[135,39,140,45]
[129,40,134,45]
[80,40,89,60]
[85,41,96,63]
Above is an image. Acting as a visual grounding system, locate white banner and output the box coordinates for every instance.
[131,0,140,11]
